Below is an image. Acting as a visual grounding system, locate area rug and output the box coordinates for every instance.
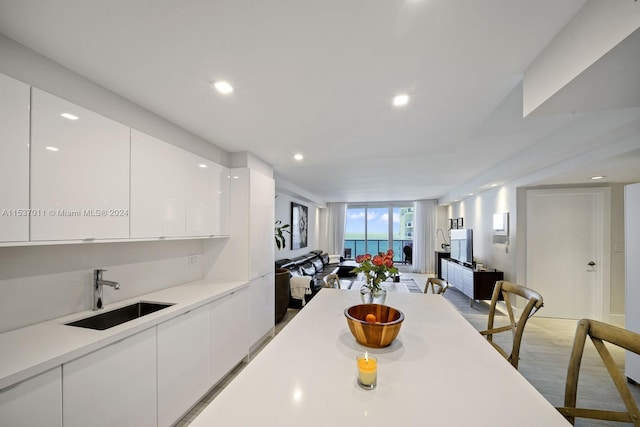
[381,278,422,294]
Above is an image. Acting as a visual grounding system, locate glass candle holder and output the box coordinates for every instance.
[356,353,377,390]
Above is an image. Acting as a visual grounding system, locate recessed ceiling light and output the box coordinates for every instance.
[392,93,410,107]
[212,80,234,94]
[61,113,78,120]
[590,175,606,180]
[198,164,208,168]
[45,146,59,152]
[294,153,304,161]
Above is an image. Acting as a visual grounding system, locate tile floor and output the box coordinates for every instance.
[178,270,640,426]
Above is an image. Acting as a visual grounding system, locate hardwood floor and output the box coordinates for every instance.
[439,282,640,427]
[179,272,640,426]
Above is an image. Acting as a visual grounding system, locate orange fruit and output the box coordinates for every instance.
[365,313,377,323]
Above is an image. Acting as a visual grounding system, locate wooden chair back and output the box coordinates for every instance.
[425,277,449,295]
[323,274,340,289]
[479,280,543,369]
[557,319,640,426]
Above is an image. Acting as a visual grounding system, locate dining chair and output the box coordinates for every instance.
[323,273,340,288]
[402,245,412,264]
[479,280,543,369]
[557,319,640,426]
[424,277,449,295]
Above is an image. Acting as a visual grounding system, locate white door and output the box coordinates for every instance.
[526,188,607,320]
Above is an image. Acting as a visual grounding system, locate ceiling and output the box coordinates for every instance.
[0,0,639,204]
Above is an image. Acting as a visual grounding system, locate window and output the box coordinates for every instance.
[344,204,413,263]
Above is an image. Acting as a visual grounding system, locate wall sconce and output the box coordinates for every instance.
[436,228,450,251]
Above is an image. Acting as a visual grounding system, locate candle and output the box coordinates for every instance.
[357,353,377,390]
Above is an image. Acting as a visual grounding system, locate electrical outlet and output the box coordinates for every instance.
[188,254,200,266]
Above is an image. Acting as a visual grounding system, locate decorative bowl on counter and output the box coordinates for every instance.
[344,303,404,348]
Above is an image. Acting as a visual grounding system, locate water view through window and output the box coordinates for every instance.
[344,205,414,264]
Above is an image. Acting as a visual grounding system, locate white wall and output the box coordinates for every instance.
[611,184,626,315]
[447,185,518,282]
[274,192,320,261]
[446,183,626,318]
[0,241,204,333]
[0,35,234,333]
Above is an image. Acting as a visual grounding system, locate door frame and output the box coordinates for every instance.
[524,187,611,322]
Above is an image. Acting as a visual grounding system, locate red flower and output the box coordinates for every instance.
[349,251,399,291]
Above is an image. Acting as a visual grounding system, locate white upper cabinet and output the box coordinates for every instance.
[0,73,30,242]
[30,89,130,241]
[185,153,230,237]
[131,129,186,238]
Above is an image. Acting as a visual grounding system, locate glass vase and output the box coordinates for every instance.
[360,285,387,305]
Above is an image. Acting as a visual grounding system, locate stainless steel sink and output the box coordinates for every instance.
[66,301,175,330]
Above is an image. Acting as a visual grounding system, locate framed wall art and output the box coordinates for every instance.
[291,202,308,249]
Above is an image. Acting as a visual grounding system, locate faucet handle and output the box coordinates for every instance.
[94,268,107,280]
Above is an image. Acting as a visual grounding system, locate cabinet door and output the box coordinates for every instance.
[185,153,230,236]
[247,274,275,349]
[249,169,275,278]
[157,305,210,427]
[210,288,248,385]
[441,259,449,281]
[63,328,157,427]
[0,367,62,427]
[0,73,29,243]
[30,89,130,240]
[462,268,474,299]
[131,129,186,238]
[448,262,459,289]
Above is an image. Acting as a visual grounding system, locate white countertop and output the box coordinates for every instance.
[0,279,247,390]
[190,289,571,427]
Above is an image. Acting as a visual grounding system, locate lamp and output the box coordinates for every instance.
[436,228,450,251]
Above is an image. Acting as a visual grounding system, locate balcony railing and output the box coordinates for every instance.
[343,239,413,263]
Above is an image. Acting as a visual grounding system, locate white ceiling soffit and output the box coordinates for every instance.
[523,0,640,117]
[529,27,640,116]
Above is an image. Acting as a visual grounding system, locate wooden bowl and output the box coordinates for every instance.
[344,304,404,348]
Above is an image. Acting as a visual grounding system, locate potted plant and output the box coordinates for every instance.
[274,220,291,322]
[274,220,290,250]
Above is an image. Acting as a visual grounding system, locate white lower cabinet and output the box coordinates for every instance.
[0,367,62,427]
[209,288,249,385]
[157,305,210,427]
[62,328,157,427]
[248,274,275,349]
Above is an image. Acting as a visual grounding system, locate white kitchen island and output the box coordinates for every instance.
[190,289,570,426]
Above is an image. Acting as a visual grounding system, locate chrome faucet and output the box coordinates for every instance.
[93,269,120,310]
